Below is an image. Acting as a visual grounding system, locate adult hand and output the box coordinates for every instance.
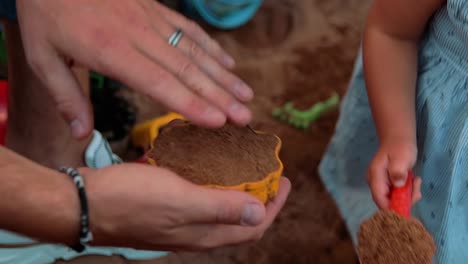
[16,0,254,139]
[366,139,421,210]
[82,164,290,250]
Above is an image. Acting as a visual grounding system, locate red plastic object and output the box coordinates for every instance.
[135,155,148,164]
[0,80,7,146]
[390,171,414,218]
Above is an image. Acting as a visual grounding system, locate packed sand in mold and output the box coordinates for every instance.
[150,123,280,186]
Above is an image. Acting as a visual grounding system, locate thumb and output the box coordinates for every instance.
[388,156,414,188]
[183,186,266,227]
[31,49,93,139]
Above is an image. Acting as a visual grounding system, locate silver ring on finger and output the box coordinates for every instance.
[168,28,184,47]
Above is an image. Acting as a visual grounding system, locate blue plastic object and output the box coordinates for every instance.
[182,0,262,30]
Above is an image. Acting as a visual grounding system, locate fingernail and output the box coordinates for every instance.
[223,55,236,68]
[234,82,254,101]
[393,179,406,188]
[70,119,85,138]
[230,103,251,122]
[241,203,264,226]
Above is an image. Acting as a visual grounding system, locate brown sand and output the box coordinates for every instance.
[358,211,436,264]
[150,123,279,186]
[116,0,371,262]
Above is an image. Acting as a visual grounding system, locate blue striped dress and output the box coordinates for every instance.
[319,1,468,263]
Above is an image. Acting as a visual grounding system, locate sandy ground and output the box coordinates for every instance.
[118,0,371,263]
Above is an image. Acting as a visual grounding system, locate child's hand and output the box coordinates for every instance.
[366,139,422,209]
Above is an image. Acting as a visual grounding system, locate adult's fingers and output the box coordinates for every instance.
[141,8,253,103]
[173,177,291,250]
[131,25,252,126]
[27,46,93,139]
[367,153,391,209]
[180,184,267,227]
[197,177,291,249]
[152,1,236,69]
[170,32,254,103]
[95,42,227,128]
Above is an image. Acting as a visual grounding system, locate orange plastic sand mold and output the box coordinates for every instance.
[142,113,283,203]
[130,112,185,150]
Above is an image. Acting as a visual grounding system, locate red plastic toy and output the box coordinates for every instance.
[389,171,414,218]
[0,80,8,145]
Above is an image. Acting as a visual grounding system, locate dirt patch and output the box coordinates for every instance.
[231,1,295,49]
[358,211,436,264]
[150,123,279,186]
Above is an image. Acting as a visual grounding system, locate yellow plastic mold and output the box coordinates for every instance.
[144,113,283,203]
[131,112,185,150]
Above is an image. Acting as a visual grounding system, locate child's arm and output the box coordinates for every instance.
[363,0,445,208]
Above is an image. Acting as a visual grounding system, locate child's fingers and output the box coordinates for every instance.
[388,155,414,188]
[412,176,422,204]
[367,154,391,209]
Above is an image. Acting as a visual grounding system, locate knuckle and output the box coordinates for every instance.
[188,41,203,60]
[215,203,239,224]
[163,210,186,227]
[145,64,167,83]
[175,61,197,79]
[190,82,206,96]
[90,27,118,50]
[148,70,169,91]
[55,96,78,120]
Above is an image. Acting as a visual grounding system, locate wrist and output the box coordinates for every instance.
[0,148,81,245]
[377,125,416,147]
[380,135,416,146]
[379,136,418,159]
[35,167,82,246]
[59,167,94,252]
[79,169,111,247]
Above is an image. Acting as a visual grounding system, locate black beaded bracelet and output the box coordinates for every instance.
[59,167,93,253]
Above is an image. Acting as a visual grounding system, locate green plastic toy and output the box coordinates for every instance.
[272,92,340,129]
[90,71,106,91]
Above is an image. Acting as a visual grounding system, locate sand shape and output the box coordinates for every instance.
[150,123,280,186]
[358,210,436,264]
